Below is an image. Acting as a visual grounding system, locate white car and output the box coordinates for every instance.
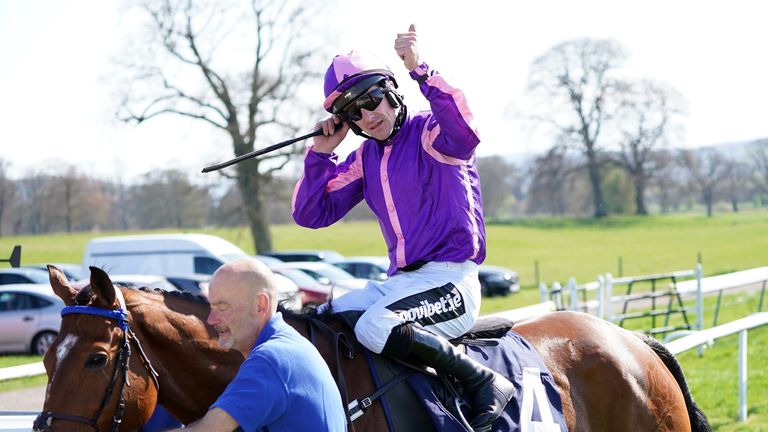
[333,256,390,281]
[0,284,64,355]
[273,262,369,292]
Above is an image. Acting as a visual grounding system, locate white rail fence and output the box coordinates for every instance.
[540,265,767,336]
[666,312,768,422]
[2,297,766,426]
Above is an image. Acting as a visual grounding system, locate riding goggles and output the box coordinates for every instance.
[337,86,386,121]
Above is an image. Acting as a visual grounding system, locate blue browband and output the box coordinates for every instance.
[61,306,128,332]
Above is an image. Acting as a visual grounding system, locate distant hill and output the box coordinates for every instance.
[700,138,766,159]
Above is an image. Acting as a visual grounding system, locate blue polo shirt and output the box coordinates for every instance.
[211,313,346,432]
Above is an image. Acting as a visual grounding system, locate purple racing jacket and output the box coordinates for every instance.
[292,63,486,276]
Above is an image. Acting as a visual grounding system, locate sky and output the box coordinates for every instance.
[1,0,767,181]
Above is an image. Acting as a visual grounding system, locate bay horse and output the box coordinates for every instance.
[35,266,710,431]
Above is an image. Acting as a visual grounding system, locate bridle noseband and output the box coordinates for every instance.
[34,287,160,432]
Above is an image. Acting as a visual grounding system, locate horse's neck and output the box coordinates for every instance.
[128,292,242,422]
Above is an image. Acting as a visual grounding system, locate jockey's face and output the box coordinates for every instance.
[352,86,398,141]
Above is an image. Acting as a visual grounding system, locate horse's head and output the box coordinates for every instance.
[34,266,158,432]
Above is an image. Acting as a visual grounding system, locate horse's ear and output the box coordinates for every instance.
[48,265,78,305]
[89,266,117,306]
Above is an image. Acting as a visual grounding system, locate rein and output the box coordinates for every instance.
[34,288,160,432]
[297,312,415,427]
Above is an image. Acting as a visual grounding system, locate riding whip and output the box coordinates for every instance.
[201,129,324,173]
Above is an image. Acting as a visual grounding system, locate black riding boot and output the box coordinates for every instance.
[382,324,516,432]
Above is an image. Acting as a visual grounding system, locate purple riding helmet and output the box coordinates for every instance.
[323,51,406,141]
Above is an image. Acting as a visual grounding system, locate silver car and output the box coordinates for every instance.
[0,284,64,355]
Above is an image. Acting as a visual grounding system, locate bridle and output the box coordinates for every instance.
[33,286,160,432]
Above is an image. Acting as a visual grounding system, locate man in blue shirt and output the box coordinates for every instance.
[168,258,346,432]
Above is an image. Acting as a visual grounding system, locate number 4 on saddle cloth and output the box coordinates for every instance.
[341,313,567,432]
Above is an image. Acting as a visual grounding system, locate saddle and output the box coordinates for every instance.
[337,312,515,431]
[299,310,566,432]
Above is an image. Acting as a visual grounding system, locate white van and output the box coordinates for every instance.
[82,233,249,276]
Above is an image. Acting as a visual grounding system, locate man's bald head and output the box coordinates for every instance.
[210,258,278,314]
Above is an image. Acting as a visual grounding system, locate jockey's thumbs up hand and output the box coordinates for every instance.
[395,24,419,72]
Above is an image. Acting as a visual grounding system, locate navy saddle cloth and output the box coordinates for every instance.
[363,327,568,431]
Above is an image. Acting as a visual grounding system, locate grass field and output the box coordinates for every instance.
[0,210,766,429]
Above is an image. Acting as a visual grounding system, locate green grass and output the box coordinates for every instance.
[1,211,766,429]
[0,355,46,392]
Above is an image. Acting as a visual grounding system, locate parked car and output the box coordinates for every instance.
[0,284,64,354]
[0,267,51,285]
[253,254,284,268]
[272,262,368,292]
[262,250,345,263]
[82,233,249,276]
[23,263,83,282]
[333,256,390,281]
[164,274,211,296]
[271,273,303,312]
[478,265,520,296]
[272,267,351,312]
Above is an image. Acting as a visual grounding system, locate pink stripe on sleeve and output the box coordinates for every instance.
[420,122,465,165]
[426,75,479,139]
[326,147,364,192]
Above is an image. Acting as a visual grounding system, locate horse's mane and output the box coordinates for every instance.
[74,284,209,306]
[136,286,209,304]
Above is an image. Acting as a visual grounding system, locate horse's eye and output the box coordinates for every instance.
[86,354,108,369]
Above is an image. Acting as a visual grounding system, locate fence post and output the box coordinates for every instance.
[538,282,548,304]
[551,282,562,310]
[604,273,614,322]
[739,330,747,422]
[695,263,704,331]
[597,275,605,319]
[568,277,578,311]
[738,329,748,422]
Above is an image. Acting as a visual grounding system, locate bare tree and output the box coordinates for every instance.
[128,169,211,229]
[118,0,325,252]
[0,160,13,236]
[749,139,768,197]
[721,156,750,212]
[526,147,575,215]
[527,39,628,217]
[477,155,522,219]
[679,148,729,217]
[648,149,687,213]
[613,80,685,215]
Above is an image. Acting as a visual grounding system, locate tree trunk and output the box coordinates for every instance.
[633,174,648,215]
[704,189,714,217]
[236,160,273,253]
[586,147,607,218]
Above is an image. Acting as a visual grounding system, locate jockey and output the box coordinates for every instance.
[292,25,515,432]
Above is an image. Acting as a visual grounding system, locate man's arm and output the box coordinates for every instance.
[166,407,238,432]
